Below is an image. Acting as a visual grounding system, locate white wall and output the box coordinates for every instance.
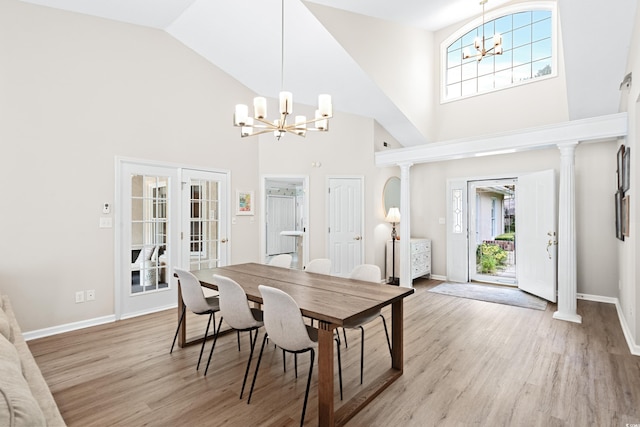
[0,0,260,331]
[409,142,619,297]
[618,1,640,347]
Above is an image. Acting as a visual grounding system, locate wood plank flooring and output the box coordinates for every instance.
[28,279,640,426]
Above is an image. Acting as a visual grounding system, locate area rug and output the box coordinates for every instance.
[428,282,548,311]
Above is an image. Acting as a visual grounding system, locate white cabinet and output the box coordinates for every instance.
[386,238,431,283]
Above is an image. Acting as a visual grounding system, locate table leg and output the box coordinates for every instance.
[391,300,403,370]
[177,282,186,348]
[317,321,335,426]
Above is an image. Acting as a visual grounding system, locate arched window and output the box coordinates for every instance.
[443,3,556,101]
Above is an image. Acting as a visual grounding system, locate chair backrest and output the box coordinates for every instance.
[349,264,381,283]
[258,285,315,352]
[213,274,261,330]
[268,254,292,268]
[305,258,331,275]
[174,268,210,314]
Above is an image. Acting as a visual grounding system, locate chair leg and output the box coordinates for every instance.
[283,349,287,372]
[300,349,315,427]
[237,330,241,351]
[204,315,224,376]
[197,312,214,371]
[240,328,259,399]
[342,327,348,348]
[359,326,365,384]
[170,305,186,354]
[294,354,298,378]
[247,333,269,404]
[335,337,343,401]
[379,314,392,357]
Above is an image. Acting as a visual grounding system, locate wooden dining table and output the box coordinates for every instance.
[176,262,414,427]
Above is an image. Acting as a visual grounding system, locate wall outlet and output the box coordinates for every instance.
[86,290,95,301]
[75,291,85,303]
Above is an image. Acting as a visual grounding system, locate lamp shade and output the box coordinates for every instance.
[385,207,401,223]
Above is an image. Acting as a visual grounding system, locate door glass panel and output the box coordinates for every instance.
[130,174,169,295]
[189,179,220,271]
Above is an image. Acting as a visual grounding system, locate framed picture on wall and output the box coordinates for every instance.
[615,190,624,241]
[622,195,630,237]
[623,146,631,192]
[617,144,625,190]
[236,190,255,215]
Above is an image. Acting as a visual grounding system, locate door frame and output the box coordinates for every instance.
[115,157,231,320]
[260,175,309,267]
[446,172,521,284]
[468,178,517,285]
[326,175,365,277]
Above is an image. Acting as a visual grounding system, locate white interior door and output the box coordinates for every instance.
[181,169,229,271]
[516,169,557,302]
[117,162,180,319]
[328,177,363,277]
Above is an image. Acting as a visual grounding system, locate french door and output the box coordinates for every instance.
[117,160,229,319]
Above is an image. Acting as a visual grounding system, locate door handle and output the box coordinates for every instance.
[354,235,362,241]
[546,231,557,259]
[221,238,228,243]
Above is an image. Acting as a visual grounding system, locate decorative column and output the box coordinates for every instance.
[399,162,413,288]
[553,142,582,323]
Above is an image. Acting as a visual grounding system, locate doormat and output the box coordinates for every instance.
[428,282,548,311]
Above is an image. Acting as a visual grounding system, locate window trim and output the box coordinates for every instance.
[440,1,558,103]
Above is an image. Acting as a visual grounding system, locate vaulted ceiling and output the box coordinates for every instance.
[20,0,638,146]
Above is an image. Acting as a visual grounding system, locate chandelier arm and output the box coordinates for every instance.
[241,128,278,138]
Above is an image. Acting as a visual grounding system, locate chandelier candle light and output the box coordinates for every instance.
[233,0,333,140]
[462,0,503,62]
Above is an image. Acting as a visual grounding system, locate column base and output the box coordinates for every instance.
[553,311,582,324]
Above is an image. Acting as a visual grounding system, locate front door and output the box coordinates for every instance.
[516,169,557,302]
[328,177,364,276]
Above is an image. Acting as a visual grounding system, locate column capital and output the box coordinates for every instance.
[556,141,579,154]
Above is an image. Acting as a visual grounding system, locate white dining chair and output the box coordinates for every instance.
[248,285,343,426]
[268,254,293,268]
[304,258,331,275]
[170,268,220,372]
[344,264,392,384]
[203,274,264,398]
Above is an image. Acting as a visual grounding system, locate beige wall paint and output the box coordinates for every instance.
[0,0,260,331]
[305,2,435,142]
[618,1,640,345]
[409,142,619,297]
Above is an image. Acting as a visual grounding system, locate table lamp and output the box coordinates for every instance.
[385,207,401,285]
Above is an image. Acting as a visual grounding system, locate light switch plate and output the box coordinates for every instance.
[99,217,113,228]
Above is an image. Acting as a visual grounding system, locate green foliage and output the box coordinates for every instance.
[476,243,508,274]
[495,232,515,241]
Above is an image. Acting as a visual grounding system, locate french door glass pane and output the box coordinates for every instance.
[130,174,169,295]
[189,179,220,271]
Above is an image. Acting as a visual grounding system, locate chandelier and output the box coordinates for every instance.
[233,0,333,140]
[462,0,503,62]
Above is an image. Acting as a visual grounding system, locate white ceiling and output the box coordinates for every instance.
[19,0,637,147]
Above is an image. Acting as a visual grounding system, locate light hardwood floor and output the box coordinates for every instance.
[28,279,640,426]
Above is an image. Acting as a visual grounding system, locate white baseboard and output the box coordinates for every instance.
[23,315,116,341]
[23,304,177,341]
[577,293,640,356]
[430,274,447,281]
